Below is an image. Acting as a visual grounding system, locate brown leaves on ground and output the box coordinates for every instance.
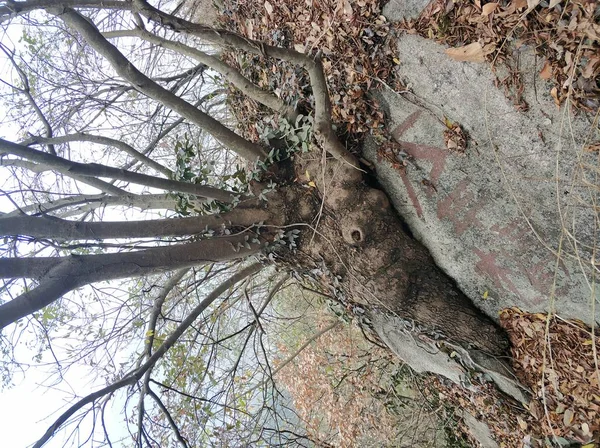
[404,0,600,112]
[421,309,600,447]
[423,375,533,448]
[276,318,446,447]
[218,0,400,142]
[501,308,600,445]
[275,319,397,447]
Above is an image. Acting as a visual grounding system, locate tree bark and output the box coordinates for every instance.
[0,207,270,240]
[0,0,128,22]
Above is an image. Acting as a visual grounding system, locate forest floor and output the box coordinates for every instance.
[200,0,600,445]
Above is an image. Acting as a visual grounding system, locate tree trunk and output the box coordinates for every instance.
[291,156,509,355]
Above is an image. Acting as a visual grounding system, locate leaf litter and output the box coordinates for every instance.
[403,0,600,112]
[218,0,401,147]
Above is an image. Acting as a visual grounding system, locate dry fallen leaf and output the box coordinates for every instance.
[244,18,254,40]
[342,0,353,16]
[482,2,498,16]
[563,408,574,426]
[264,0,273,15]
[445,42,491,62]
[581,56,600,79]
[550,87,560,107]
[514,0,528,9]
[549,0,561,7]
[540,60,553,79]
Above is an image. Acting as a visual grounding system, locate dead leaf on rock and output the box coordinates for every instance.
[584,142,600,152]
[550,87,560,106]
[443,122,467,153]
[540,60,553,79]
[445,42,491,62]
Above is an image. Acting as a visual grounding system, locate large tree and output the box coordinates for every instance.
[0,0,509,446]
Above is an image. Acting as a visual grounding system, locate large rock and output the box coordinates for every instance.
[364,32,599,325]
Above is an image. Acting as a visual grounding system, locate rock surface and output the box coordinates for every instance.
[364,31,599,326]
[366,4,599,446]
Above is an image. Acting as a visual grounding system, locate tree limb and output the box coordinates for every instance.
[0,193,177,219]
[0,156,130,196]
[26,133,173,178]
[51,7,267,162]
[0,206,270,240]
[0,138,236,201]
[0,236,263,329]
[133,0,359,168]
[104,28,297,122]
[0,0,129,22]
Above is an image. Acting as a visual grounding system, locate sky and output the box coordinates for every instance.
[0,355,129,448]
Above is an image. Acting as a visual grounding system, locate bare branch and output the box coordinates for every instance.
[0,193,177,219]
[0,138,236,201]
[105,28,298,122]
[26,133,173,178]
[147,388,190,448]
[0,156,129,196]
[0,43,57,155]
[51,7,267,162]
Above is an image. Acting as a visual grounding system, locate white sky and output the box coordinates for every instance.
[0,27,133,442]
[0,354,129,448]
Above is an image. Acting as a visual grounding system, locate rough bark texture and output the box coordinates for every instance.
[290,155,509,355]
